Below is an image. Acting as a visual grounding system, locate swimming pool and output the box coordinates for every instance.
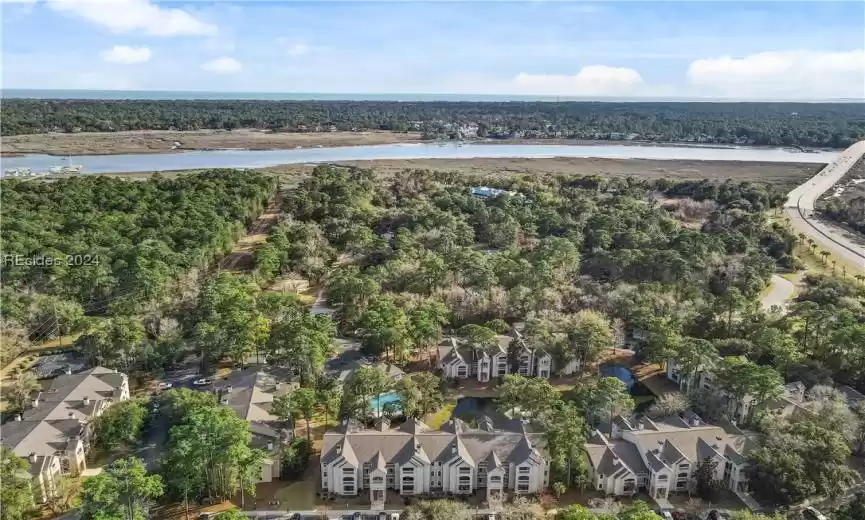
[369,391,401,416]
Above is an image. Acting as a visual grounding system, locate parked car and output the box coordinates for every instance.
[157,382,173,389]
[661,512,674,520]
[802,508,827,520]
[192,378,212,386]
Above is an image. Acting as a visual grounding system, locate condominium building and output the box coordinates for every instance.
[211,368,296,482]
[584,413,756,499]
[437,330,578,382]
[1,367,129,503]
[320,416,550,509]
[438,337,510,382]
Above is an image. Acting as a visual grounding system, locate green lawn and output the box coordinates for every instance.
[425,401,456,429]
[272,480,316,510]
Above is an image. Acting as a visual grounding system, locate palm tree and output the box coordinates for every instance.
[819,250,830,265]
[797,233,806,243]
[831,260,837,275]
[855,274,865,286]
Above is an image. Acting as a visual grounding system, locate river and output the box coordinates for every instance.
[1,142,838,175]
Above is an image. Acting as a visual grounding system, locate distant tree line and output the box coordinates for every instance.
[2,99,864,148]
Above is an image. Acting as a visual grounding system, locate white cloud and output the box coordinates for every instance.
[687,50,865,99]
[46,0,216,36]
[202,57,242,74]
[286,43,310,57]
[510,65,645,96]
[100,45,151,64]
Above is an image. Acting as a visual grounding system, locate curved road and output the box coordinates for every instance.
[785,141,865,269]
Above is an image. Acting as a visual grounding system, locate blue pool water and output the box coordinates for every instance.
[369,391,401,415]
[599,363,636,390]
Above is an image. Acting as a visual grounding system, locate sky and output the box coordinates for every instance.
[1,0,864,100]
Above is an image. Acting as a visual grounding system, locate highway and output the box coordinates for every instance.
[785,140,865,270]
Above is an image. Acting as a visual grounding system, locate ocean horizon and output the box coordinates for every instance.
[2,89,862,103]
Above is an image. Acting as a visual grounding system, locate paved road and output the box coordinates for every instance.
[785,141,865,270]
[761,274,796,312]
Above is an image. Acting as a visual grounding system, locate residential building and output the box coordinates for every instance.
[512,329,579,378]
[584,413,756,500]
[437,327,579,382]
[666,361,755,423]
[334,360,405,384]
[211,368,295,482]
[1,367,129,503]
[667,362,817,424]
[437,337,510,382]
[458,123,479,138]
[320,416,550,509]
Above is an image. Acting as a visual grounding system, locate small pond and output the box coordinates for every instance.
[599,363,636,390]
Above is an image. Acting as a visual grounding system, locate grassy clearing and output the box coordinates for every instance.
[796,243,863,278]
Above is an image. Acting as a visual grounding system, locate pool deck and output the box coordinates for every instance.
[632,363,682,397]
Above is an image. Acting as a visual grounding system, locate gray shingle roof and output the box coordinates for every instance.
[213,368,295,422]
[321,417,546,469]
[585,414,755,474]
[2,367,126,459]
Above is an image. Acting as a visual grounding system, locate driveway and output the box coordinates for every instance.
[137,400,172,471]
[761,274,796,312]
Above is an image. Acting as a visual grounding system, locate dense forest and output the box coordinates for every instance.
[3,99,864,148]
[266,165,864,503]
[0,170,273,361]
[2,165,864,511]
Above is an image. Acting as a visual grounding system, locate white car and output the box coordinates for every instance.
[192,378,212,386]
[802,508,827,520]
[157,382,173,389]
